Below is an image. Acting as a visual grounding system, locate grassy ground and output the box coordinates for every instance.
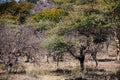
[0,49,120,80]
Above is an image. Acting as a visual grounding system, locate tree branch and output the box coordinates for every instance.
[67,48,79,59]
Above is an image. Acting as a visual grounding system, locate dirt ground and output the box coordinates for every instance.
[0,48,120,80]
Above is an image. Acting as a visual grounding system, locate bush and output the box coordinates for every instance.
[42,35,69,52]
[0,1,34,24]
[32,8,68,22]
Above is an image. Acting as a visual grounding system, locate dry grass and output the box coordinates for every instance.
[0,49,120,80]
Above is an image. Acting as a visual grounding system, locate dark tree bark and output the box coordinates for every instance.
[67,45,86,71]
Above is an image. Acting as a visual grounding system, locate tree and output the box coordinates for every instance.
[0,1,34,25]
[0,24,42,72]
[103,0,120,60]
[38,0,117,74]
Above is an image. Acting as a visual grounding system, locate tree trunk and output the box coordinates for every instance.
[78,55,85,72]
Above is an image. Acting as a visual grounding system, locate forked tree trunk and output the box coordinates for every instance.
[67,47,86,72]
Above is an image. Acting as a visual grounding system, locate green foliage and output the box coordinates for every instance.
[27,19,55,32]
[42,35,69,52]
[79,0,97,5]
[32,8,68,22]
[76,15,108,30]
[51,0,76,5]
[46,25,72,36]
[103,0,120,46]
[0,1,34,24]
[84,8,101,16]
[1,0,120,50]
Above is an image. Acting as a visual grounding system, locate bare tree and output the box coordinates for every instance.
[0,24,43,72]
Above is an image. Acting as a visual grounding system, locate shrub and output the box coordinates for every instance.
[32,8,68,22]
[42,35,69,52]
